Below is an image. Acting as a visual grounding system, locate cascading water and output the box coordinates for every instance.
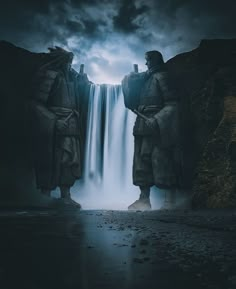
[72,84,140,209]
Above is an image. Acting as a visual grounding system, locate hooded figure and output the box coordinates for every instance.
[122,50,181,210]
[30,47,91,208]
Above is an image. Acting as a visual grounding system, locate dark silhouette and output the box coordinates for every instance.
[30,47,91,208]
[122,50,181,210]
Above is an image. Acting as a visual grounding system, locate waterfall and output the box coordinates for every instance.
[72,84,139,209]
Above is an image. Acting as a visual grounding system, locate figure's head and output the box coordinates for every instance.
[46,46,74,71]
[145,50,164,70]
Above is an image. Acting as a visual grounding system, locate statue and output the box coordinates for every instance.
[30,47,91,208]
[122,50,181,210]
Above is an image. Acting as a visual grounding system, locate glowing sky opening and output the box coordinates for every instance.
[69,36,148,84]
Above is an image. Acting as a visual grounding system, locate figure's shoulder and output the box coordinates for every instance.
[70,68,91,84]
[154,69,169,81]
[154,70,174,90]
[123,71,146,83]
[70,68,79,78]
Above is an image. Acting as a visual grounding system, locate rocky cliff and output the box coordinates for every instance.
[0,41,42,204]
[166,39,236,208]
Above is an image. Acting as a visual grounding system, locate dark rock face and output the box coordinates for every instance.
[0,41,42,203]
[166,39,236,208]
[0,39,236,208]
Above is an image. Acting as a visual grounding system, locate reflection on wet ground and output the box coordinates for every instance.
[0,209,235,289]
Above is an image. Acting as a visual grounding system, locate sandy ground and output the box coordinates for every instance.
[0,209,235,289]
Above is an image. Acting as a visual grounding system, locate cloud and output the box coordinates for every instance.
[113,0,149,33]
[0,0,235,83]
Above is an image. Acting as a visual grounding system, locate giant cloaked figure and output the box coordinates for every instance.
[30,47,91,208]
[122,50,181,210]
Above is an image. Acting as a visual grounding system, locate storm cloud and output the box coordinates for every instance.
[0,0,235,83]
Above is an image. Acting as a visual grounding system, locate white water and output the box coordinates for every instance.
[71,84,138,209]
[69,84,162,209]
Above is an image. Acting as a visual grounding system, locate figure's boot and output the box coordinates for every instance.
[60,186,71,199]
[60,186,81,209]
[41,189,51,197]
[128,186,151,211]
[160,189,176,210]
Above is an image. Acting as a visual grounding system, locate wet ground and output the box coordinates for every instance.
[0,209,235,289]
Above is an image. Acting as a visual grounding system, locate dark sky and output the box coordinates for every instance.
[0,0,235,83]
